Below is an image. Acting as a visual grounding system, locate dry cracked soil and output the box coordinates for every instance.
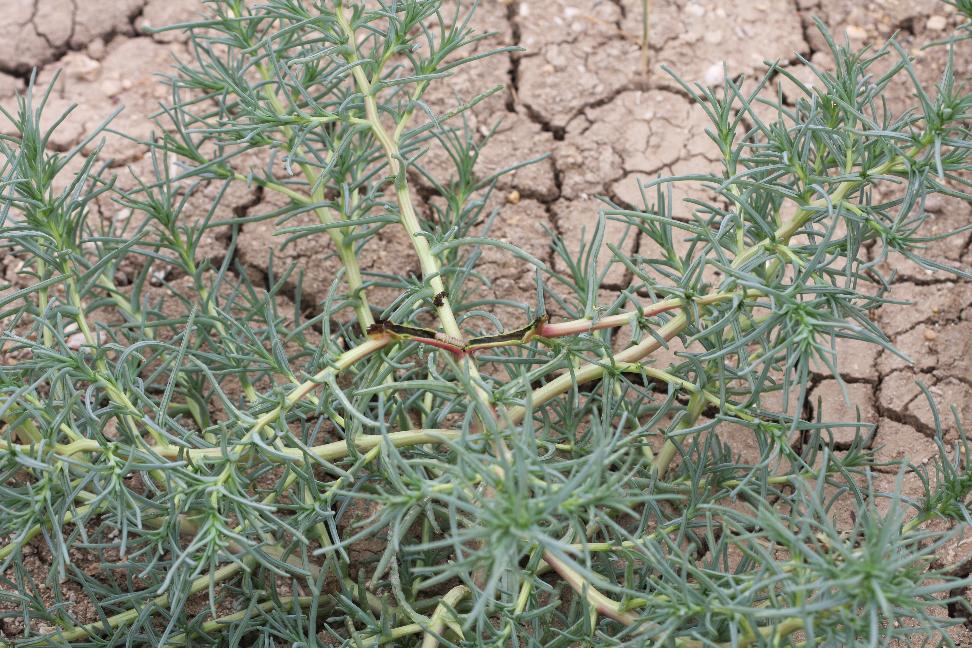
[1,0,972,644]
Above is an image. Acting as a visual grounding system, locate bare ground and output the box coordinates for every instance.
[1,0,971,643]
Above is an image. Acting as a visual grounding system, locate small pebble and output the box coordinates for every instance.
[67,331,107,350]
[923,328,938,341]
[703,63,725,86]
[926,15,948,31]
[69,54,102,82]
[685,3,705,16]
[100,79,123,97]
[845,25,867,41]
[87,38,106,60]
[924,194,944,212]
[507,190,521,205]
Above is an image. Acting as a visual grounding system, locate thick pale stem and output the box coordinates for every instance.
[166,428,459,463]
[419,585,469,648]
[334,5,462,341]
[238,335,390,448]
[36,258,54,350]
[332,5,503,473]
[355,623,425,646]
[542,551,637,625]
[731,148,921,272]
[163,597,334,647]
[65,276,169,448]
[539,293,734,339]
[227,0,376,331]
[0,503,92,562]
[8,428,460,465]
[510,313,689,425]
[653,390,705,478]
[50,559,252,642]
[675,617,805,648]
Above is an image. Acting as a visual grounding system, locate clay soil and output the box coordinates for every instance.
[1,0,971,644]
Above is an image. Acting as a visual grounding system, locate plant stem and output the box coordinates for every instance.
[228,3,376,330]
[538,293,732,339]
[168,428,459,463]
[542,551,637,625]
[162,596,335,647]
[653,391,705,478]
[731,146,924,272]
[641,0,652,74]
[356,623,425,645]
[419,584,469,648]
[510,313,689,425]
[237,334,390,446]
[0,503,93,563]
[674,617,805,648]
[333,5,462,341]
[50,558,253,642]
[63,274,170,450]
[1,428,459,465]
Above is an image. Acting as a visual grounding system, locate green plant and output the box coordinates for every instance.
[1,1,971,646]
[946,0,972,33]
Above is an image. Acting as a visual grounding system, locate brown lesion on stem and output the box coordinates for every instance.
[361,288,743,358]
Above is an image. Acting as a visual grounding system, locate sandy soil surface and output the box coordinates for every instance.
[1,0,971,643]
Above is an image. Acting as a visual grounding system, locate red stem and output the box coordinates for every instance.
[407,335,466,357]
